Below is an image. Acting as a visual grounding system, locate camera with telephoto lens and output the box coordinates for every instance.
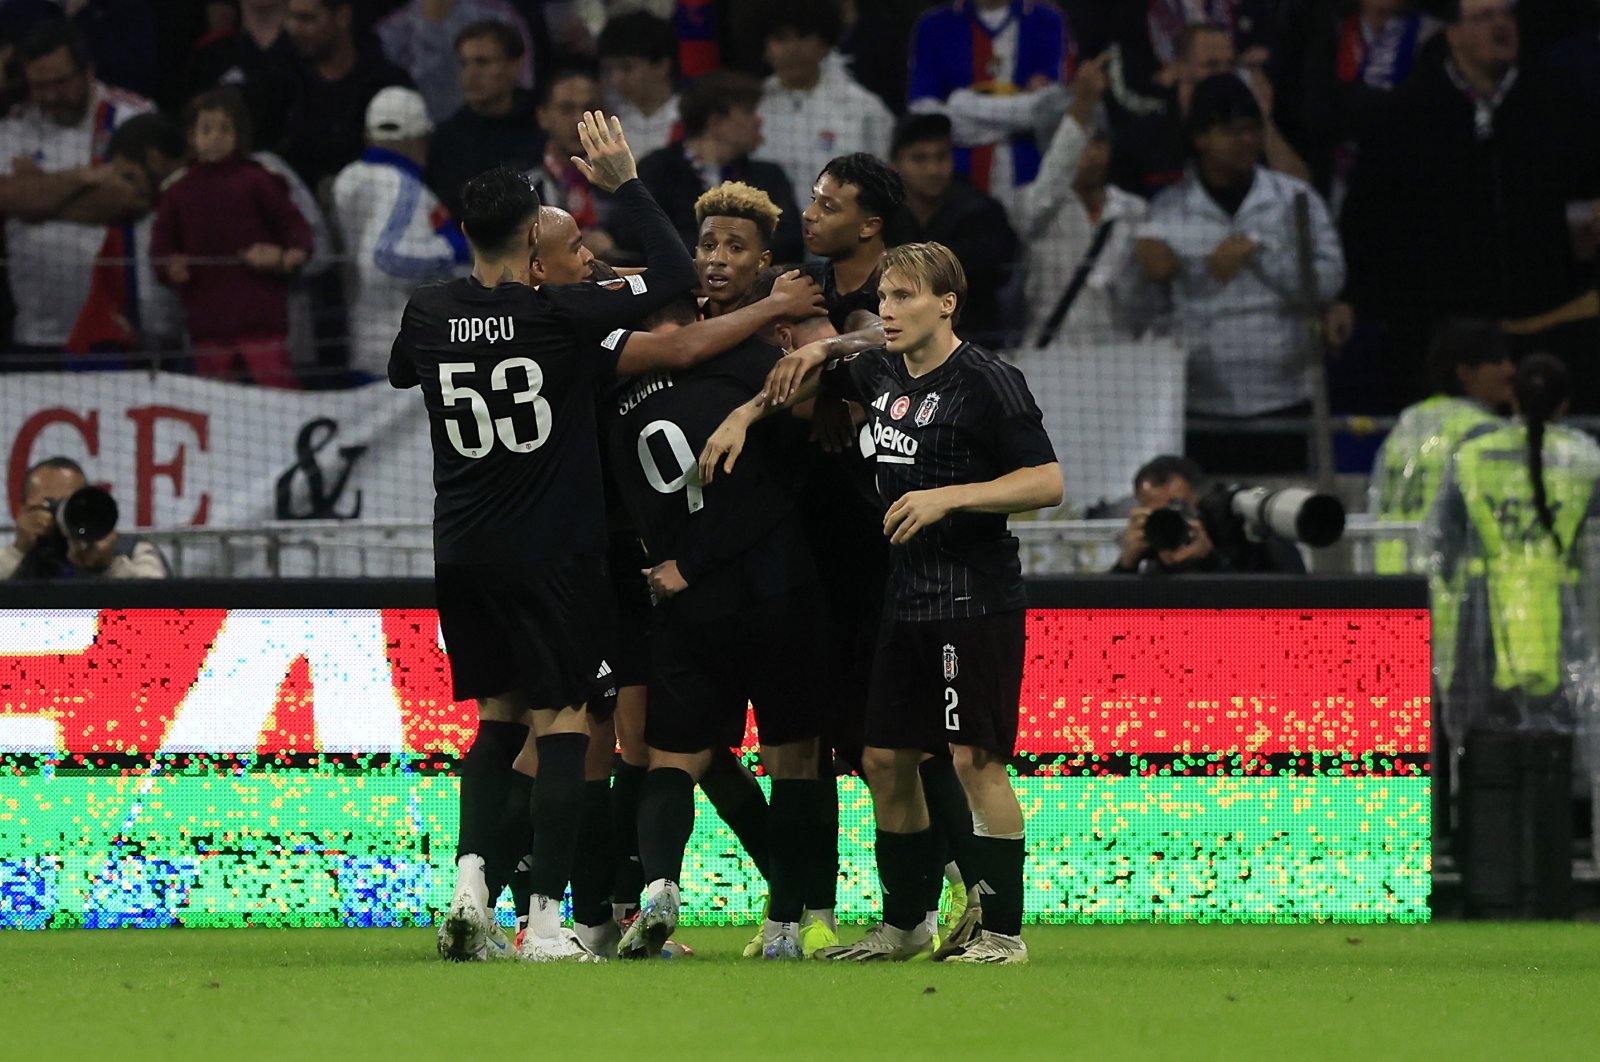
[13,486,119,579]
[1206,484,1345,549]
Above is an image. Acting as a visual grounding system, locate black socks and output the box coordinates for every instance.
[699,747,771,880]
[875,828,940,931]
[636,766,697,885]
[569,779,614,927]
[457,720,526,864]
[525,731,588,901]
[767,778,823,923]
[966,834,1025,936]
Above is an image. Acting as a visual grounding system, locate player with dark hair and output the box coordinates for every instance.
[702,241,1063,963]
[602,289,832,964]
[801,152,906,330]
[390,112,697,963]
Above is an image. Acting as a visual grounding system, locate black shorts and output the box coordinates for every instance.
[436,555,615,710]
[646,586,826,754]
[864,610,1026,756]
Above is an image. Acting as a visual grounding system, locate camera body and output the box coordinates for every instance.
[13,486,119,579]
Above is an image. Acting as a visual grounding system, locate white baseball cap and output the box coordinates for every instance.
[366,87,433,141]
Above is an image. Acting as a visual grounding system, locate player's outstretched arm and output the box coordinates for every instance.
[614,270,824,375]
[762,320,886,405]
[883,463,1065,545]
[697,340,833,484]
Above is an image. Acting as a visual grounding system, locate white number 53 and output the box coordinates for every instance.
[439,358,553,458]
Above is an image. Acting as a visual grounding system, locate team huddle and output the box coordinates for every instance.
[389,112,1062,965]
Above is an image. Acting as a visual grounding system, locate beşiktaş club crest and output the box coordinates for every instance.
[915,392,941,427]
[942,643,959,682]
[890,395,911,420]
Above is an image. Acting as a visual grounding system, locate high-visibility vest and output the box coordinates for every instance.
[1450,424,1600,695]
[1370,395,1501,574]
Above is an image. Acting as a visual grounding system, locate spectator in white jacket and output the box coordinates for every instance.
[1021,52,1150,346]
[1129,74,1343,471]
[754,0,894,215]
[331,86,470,379]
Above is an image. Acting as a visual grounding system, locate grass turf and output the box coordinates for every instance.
[2,924,1598,1060]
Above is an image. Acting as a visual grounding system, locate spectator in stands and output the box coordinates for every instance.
[636,70,803,263]
[1128,74,1344,474]
[597,10,681,158]
[528,64,620,258]
[755,0,894,213]
[882,112,1016,346]
[151,87,314,388]
[1541,17,1600,304]
[0,21,150,363]
[1111,454,1306,575]
[1341,0,1596,409]
[1270,0,1440,210]
[1021,52,1149,345]
[376,0,533,122]
[280,0,413,194]
[426,19,540,215]
[185,0,300,154]
[333,87,470,380]
[2,457,169,580]
[1109,22,1308,199]
[66,113,187,362]
[0,1,161,101]
[907,0,1072,224]
[1368,317,1509,575]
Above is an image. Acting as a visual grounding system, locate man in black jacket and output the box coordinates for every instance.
[426,19,543,216]
[1341,0,1595,408]
[635,70,803,263]
[883,113,1018,348]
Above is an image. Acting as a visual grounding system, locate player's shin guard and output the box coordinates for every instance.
[700,747,772,880]
[920,756,976,886]
[570,779,614,927]
[611,760,647,903]
[636,767,697,885]
[875,828,940,932]
[767,778,823,924]
[967,829,1025,936]
[457,720,528,865]
[526,732,589,901]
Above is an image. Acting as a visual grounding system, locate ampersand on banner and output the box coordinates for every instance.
[274,418,366,519]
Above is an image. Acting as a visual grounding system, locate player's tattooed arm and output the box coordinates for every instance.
[883,463,1066,544]
[613,270,824,375]
[762,319,885,404]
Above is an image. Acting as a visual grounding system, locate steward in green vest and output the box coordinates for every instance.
[1426,354,1600,742]
[1369,319,1511,574]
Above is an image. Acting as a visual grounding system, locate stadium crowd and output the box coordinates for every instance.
[0,0,1592,468]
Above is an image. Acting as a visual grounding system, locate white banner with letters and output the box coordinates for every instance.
[2,373,434,530]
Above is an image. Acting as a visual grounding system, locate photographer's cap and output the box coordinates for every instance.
[366,87,432,142]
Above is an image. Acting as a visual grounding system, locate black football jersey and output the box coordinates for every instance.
[832,341,1057,620]
[603,336,815,623]
[803,259,882,333]
[388,180,698,564]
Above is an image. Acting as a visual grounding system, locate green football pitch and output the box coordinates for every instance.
[2,923,1596,1060]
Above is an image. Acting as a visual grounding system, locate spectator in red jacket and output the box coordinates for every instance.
[151,87,313,388]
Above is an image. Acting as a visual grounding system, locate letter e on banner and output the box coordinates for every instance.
[128,406,211,526]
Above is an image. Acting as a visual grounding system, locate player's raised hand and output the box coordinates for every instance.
[572,110,637,194]
[884,487,957,544]
[699,407,753,484]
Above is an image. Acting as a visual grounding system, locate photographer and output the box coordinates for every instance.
[1112,455,1307,575]
[2,457,169,579]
